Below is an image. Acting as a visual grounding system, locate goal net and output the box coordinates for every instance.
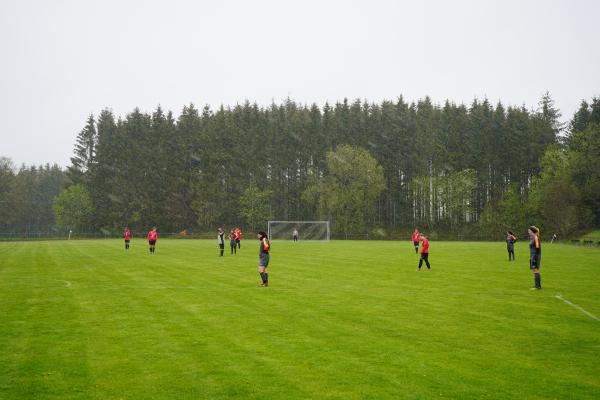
[268,221,330,241]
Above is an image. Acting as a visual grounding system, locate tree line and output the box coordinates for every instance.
[1,94,598,238]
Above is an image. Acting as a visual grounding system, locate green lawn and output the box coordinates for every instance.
[0,239,599,399]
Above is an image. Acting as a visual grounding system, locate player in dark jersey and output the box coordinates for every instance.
[257,231,270,287]
[148,227,158,254]
[417,233,431,270]
[217,228,225,256]
[528,226,542,289]
[123,227,131,250]
[506,231,517,261]
[412,229,420,254]
[228,229,237,255]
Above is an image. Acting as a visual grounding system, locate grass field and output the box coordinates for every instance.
[1,239,599,399]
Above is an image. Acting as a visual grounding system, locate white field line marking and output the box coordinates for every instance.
[555,293,599,321]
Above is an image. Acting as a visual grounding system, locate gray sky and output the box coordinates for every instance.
[1,0,599,167]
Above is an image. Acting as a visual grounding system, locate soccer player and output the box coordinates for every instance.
[229,229,237,255]
[148,227,158,255]
[123,226,131,250]
[506,231,517,261]
[235,227,242,249]
[528,226,542,289]
[417,233,431,271]
[217,228,225,256]
[293,228,299,242]
[411,229,420,254]
[257,231,270,287]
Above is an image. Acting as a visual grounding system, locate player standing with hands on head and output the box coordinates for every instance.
[506,231,517,261]
[412,229,420,254]
[528,226,542,290]
[148,227,158,255]
[257,231,270,287]
[417,233,431,271]
[123,226,131,250]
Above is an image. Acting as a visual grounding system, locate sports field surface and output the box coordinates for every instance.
[1,239,599,399]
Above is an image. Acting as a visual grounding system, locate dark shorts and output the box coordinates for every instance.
[420,253,428,260]
[236,239,240,243]
[125,239,130,243]
[219,243,224,250]
[414,241,419,246]
[259,253,270,268]
[530,254,541,269]
[149,240,156,246]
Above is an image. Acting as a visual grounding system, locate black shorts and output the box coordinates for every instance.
[259,253,270,267]
[149,240,156,246]
[530,254,541,269]
[413,241,419,246]
[420,253,428,260]
[125,239,130,243]
[219,243,224,250]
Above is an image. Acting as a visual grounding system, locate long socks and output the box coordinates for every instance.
[534,272,541,289]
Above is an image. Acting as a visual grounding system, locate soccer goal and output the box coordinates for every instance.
[268,221,330,241]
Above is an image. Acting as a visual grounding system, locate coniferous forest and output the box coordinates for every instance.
[1,94,599,239]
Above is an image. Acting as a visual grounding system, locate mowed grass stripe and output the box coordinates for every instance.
[0,239,598,399]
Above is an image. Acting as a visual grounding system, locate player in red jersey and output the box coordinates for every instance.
[148,227,158,254]
[123,227,131,250]
[411,229,420,254]
[417,233,431,271]
[235,227,242,249]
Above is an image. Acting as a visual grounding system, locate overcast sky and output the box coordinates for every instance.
[1,0,599,167]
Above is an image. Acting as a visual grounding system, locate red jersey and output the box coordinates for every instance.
[412,232,420,242]
[124,229,131,240]
[421,238,429,254]
[235,228,241,240]
[148,230,158,241]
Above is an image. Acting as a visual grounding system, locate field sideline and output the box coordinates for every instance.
[0,239,599,399]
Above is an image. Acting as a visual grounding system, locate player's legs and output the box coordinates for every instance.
[219,243,224,256]
[237,239,240,249]
[258,254,270,286]
[414,241,419,254]
[530,256,541,289]
[258,266,268,286]
[423,253,430,269]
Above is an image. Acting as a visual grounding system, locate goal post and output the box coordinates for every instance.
[268,221,330,241]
